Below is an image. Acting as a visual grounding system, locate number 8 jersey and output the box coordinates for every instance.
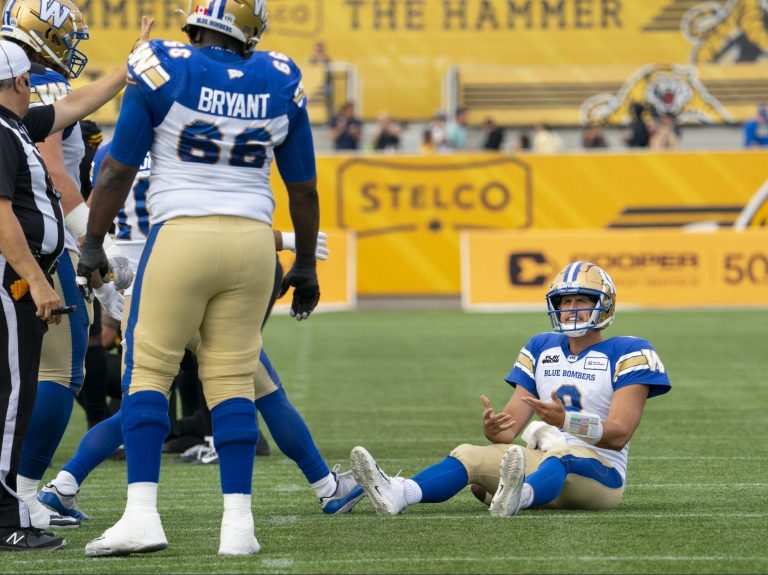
[506,332,671,481]
[110,39,315,226]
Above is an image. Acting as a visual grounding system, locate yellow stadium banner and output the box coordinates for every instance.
[461,229,768,310]
[272,229,356,313]
[270,151,768,296]
[74,0,768,122]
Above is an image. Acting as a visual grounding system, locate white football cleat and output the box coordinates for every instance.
[85,512,167,557]
[24,492,79,529]
[489,445,526,517]
[218,512,260,556]
[350,446,407,516]
[320,464,365,514]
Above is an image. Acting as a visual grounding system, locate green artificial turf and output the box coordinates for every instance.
[2,309,766,574]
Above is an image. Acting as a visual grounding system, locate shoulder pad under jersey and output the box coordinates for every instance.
[30,68,71,106]
[127,39,194,93]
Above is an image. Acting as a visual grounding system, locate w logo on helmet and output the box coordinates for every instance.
[38,0,71,29]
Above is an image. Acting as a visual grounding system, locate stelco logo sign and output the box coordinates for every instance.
[336,157,532,235]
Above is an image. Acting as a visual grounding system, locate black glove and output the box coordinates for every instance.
[279,255,320,321]
[76,233,109,301]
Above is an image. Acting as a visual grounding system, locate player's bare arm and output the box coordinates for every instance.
[280,178,321,320]
[482,386,535,444]
[36,132,82,214]
[49,17,154,135]
[595,384,649,451]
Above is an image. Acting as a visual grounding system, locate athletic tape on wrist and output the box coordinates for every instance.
[563,411,603,444]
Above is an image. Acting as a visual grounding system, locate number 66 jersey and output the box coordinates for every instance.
[109,39,316,226]
[506,332,671,481]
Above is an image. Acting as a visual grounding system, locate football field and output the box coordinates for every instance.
[3,309,766,574]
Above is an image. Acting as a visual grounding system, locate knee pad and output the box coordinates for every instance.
[211,399,258,449]
[121,391,171,437]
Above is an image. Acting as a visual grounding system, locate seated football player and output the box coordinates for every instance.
[350,261,671,517]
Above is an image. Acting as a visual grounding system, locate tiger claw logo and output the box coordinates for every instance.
[267,0,322,36]
[580,63,733,125]
[683,0,768,63]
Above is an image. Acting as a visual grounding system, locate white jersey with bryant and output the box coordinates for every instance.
[506,332,671,481]
[125,40,306,226]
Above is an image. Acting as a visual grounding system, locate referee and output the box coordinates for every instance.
[0,39,66,551]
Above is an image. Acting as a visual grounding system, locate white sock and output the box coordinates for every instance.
[16,475,39,500]
[222,493,252,521]
[520,483,534,510]
[403,479,422,505]
[310,473,337,500]
[52,471,79,495]
[125,482,158,515]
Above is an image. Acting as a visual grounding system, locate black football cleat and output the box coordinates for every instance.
[0,527,66,551]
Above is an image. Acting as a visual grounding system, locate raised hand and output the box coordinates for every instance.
[521,391,566,428]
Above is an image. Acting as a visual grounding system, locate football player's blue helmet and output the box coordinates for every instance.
[546,261,616,337]
[1,0,89,78]
[184,0,268,51]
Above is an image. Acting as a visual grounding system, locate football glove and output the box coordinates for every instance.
[93,282,124,321]
[281,231,330,260]
[279,255,320,321]
[103,236,134,291]
[76,233,109,302]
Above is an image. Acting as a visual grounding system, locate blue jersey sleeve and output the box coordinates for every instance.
[274,105,316,183]
[612,338,671,398]
[505,335,542,397]
[109,85,155,167]
[271,55,316,182]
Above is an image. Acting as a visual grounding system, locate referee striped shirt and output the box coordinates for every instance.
[0,103,64,260]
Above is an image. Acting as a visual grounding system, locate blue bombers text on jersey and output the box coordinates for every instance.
[506,332,671,480]
[108,39,316,227]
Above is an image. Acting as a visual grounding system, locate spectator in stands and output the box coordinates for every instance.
[533,123,564,153]
[481,117,505,151]
[371,112,401,152]
[582,125,608,149]
[743,103,768,148]
[428,111,450,152]
[624,102,651,148]
[513,132,532,152]
[446,107,469,151]
[420,129,436,154]
[331,101,362,150]
[650,114,680,151]
[309,41,331,66]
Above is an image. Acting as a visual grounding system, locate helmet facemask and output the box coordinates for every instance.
[545,262,616,338]
[1,0,89,78]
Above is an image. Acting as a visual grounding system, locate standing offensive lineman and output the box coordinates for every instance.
[350,262,671,518]
[77,0,321,557]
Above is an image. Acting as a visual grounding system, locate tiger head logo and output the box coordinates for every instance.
[683,0,768,63]
[580,63,733,125]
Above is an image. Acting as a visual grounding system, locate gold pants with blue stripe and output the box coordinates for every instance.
[38,250,92,395]
[123,216,275,408]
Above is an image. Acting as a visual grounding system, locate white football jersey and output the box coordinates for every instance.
[507,332,671,480]
[122,40,307,226]
[30,68,84,253]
